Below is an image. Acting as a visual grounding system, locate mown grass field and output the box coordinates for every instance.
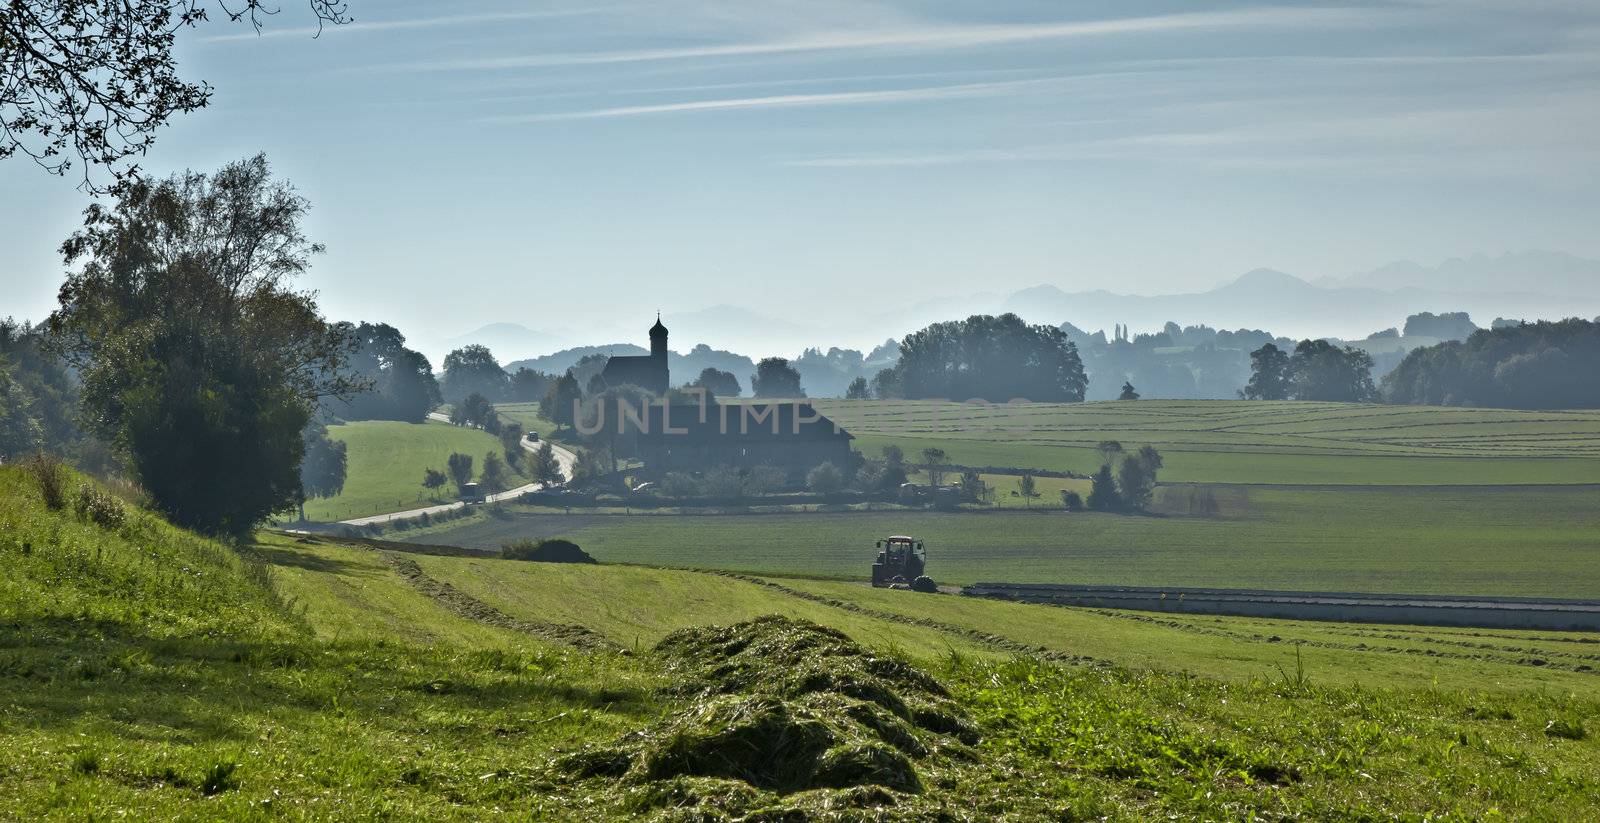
[299,420,524,522]
[3,465,1598,819]
[399,483,1600,596]
[810,399,1600,484]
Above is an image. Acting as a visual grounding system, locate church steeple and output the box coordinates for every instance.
[650,312,668,360]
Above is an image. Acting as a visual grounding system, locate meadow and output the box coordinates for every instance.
[399,483,1600,596]
[299,420,524,522]
[3,465,1598,818]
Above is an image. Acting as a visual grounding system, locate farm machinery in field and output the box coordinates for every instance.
[871,535,938,592]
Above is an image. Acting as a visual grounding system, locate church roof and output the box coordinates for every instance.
[650,316,668,335]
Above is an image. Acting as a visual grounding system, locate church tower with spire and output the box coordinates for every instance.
[650,313,668,361]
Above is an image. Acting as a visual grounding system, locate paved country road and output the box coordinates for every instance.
[336,413,577,527]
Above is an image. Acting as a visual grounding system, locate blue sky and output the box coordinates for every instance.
[3,0,1599,357]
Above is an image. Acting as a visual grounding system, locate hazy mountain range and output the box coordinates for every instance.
[430,251,1600,367]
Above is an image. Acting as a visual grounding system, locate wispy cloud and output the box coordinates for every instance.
[200,9,604,44]
[479,77,1047,123]
[399,7,1389,72]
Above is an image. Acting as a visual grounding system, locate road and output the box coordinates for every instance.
[337,413,577,527]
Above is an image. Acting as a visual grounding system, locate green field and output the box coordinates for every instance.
[4,465,1598,818]
[300,419,525,522]
[811,399,1600,484]
[399,484,1600,596]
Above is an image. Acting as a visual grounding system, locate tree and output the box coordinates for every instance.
[297,420,346,521]
[530,441,563,486]
[1288,340,1376,402]
[1086,464,1120,511]
[807,461,843,495]
[446,452,474,494]
[441,345,508,404]
[1403,311,1478,341]
[479,451,508,493]
[1095,440,1124,466]
[1119,381,1140,401]
[1060,489,1084,511]
[957,469,990,503]
[845,376,871,399]
[500,422,524,470]
[920,447,948,487]
[452,392,499,432]
[884,314,1088,402]
[690,367,742,398]
[880,444,908,489]
[47,154,356,537]
[1116,445,1164,511]
[422,468,448,492]
[660,472,698,501]
[870,367,902,400]
[1243,343,1291,400]
[540,371,582,431]
[508,368,553,403]
[333,322,440,422]
[1,1,352,191]
[570,444,610,487]
[1017,473,1039,507]
[744,464,787,496]
[750,357,805,398]
[1384,319,1600,409]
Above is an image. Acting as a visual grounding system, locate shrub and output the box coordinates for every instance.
[24,452,68,510]
[73,484,128,531]
[807,462,843,496]
[1061,490,1084,511]
[502,538,596,564]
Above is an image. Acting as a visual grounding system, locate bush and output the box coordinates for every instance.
[73,484,128,531]
[1060,490,1084,511]
[24,452,68,510]
[502,538,596,564]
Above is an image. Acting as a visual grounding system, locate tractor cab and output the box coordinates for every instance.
[871,535,927,588]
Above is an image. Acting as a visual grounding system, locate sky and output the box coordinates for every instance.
[3,0,1599,359]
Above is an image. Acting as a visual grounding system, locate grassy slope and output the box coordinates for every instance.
[816,399,1600,484]
[3,469,1598,818]
[301,420,524,522]
[399,484,1600,595]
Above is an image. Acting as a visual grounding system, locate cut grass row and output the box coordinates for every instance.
[399,484,1600,597]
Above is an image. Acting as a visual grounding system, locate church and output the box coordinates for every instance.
[598,315,670,394]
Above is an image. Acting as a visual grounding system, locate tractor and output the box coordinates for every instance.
[871,535,937,592]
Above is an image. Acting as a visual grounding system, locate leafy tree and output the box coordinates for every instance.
[702,466,745,498]
[1095,440,1124,466]
[885,314,1087,402]
[744,464,787,496]
[957,469,990,503]
[422,468,448,492]
[1060,489,1084,511]
[333,322,440,422]
[1116,445,1164,510]
[540,371,583,431]
[1086,464,1120,511]
[0,365,41,459]
[1017,473,1039,507]
[660,472,698,501]
[920,447,948,487]
[806,461,843,495]
[297,420,346,521]
[880,444,908,489]
[579,383,654,473]
[1119,381,1140,401]
[845,376,871,399]
[0,0,351,191]
[452,392,499,433]
[690,367,742,397]
[499,422,524,470]
[586,373,608,396]
[750,357,805,398]
[0,320,83,461]
[46,155,355,537]
[479,451,508,493]
[446,452,474,494]
[508,367,554,402]
[870,367,902,400]
[1383,319,1600,408]
[441,345,508,404]
[530,441,564,486]
[1403,311,1478,341]
[1288,340,1376,402]
[1243,343,1291,400]
[570,444,610,487]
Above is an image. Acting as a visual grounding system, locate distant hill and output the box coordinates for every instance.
[505,344,647,376]
[439,323,561,363]
[1324,251,1600,299]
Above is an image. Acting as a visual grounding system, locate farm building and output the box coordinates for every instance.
[635,401,856,473]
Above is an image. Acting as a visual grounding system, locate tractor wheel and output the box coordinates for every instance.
[911,575,938,593]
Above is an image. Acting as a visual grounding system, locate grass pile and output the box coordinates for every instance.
[502,537,596,564]
[559,615,980,819]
